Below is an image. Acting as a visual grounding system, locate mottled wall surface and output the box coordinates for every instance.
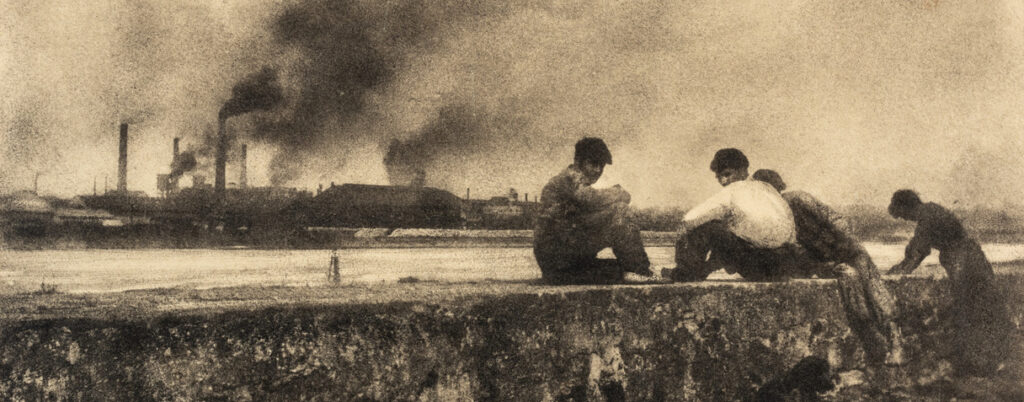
[0,276,1021,400]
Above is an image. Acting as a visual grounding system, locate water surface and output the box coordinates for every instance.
[2,243,1022,293]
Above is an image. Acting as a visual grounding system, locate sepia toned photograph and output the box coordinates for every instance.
[2,0,1023,400]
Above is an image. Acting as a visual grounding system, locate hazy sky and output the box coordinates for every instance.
[3,0,1023,208]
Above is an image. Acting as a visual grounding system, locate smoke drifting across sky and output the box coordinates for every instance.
[2,0,1024,208]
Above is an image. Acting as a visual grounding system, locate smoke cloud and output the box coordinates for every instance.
[169,151,198,180]
[220,67,283,120]
[241,0,516,185]
[3,1,1024,209]
[383,103,494,187]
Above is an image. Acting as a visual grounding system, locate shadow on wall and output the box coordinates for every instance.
[749,356,834,402]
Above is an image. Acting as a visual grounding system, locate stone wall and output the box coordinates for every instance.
[0,276,1021,400]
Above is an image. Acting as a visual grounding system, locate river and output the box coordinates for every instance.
[2,243,1023,294]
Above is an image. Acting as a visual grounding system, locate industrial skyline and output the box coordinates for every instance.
[3,1,1024,208]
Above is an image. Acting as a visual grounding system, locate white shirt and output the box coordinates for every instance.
[682,180,797,248]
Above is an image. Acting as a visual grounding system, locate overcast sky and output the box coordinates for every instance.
[3,0,1023,208]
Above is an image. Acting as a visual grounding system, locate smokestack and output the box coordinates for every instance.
[215,118,227,197]
[215,67,282,197]
[173,137,180,159]
[240,144,248,189]
[118,123,128,193]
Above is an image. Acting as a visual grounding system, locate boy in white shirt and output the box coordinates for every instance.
[663,148,800,282]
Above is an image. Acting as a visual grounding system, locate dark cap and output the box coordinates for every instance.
[574,137,612,165]
[710,148,748,173]
[752,169,786,191]
[888,189,922,217]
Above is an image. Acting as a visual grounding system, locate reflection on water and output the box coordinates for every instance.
[1,242,1023,294]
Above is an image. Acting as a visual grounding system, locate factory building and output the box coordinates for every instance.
[296,183,464,229]
[5,120,541,245]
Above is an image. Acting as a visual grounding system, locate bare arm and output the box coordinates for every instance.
[888,223,931,275]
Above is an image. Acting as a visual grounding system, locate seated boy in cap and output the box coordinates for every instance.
[533,137,653,284]
[754,169,904,366]
[664,148,799,282]
[888,189,1010,376]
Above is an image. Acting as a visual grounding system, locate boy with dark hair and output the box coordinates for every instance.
[664,148,800,282]
[754,169,904,366]
[533,137,652,284]
[888,189,1010,376]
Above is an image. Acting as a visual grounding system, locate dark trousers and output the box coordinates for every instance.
[678,224,905,364]
[534,202,650,285]
[940,240,1011,376]
[672,221,796,282]
[800,250,901,364]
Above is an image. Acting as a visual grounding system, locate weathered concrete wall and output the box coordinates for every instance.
[0,276,1021,400]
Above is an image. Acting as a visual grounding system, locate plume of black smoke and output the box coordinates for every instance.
[220,67,284,120]
[167,125,218,186]
[384,103,489,187]
[254,1,399,184]
[257,0,516,185]
[169,151,198,179]
[216,67,283,194]
[384,139,423,186]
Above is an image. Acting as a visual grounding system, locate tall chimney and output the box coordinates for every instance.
[240,144,248,189]
[215,117,227,197]
[118,123,128,193]
[167,137,182,192]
